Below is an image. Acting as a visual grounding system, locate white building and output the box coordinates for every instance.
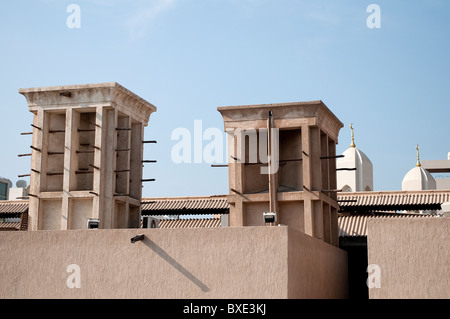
[337,124,373,192]
[0,178,29,201]
[402,145,436,191]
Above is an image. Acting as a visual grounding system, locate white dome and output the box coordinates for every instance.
[402,166,436,191]
[337,147,373,192]
[341,147,372,167]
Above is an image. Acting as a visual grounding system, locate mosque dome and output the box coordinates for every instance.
[401,145,436,191]
[402,166,436,190]
[336,124,373,192]
[341,147,372,167]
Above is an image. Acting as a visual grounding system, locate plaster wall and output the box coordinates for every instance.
[288,227,348,298]
[69,198,93,229]
[7,187,27,200]
[40,199,62,230]
[243,201,306,233]
[0,226,347,299]
[367,218,449,299]
[436,178,450,190]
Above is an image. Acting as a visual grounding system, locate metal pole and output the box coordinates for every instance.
[267,111,277,226]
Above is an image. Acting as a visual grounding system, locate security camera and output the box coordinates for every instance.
[263,212,277,224]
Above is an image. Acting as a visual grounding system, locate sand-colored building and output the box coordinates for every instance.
[0,84,349,299]
[19,83,156,230]
[217,101,343,246]
[0,83,449,299]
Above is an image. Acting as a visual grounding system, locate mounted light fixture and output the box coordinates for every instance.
[87,218,99,229]
[263,212,276,224]
[131,234,145,243]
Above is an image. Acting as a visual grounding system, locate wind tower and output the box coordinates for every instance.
[218,101,343,246]
[19,83,156,230]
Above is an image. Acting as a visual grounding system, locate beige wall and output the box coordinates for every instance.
[367,218,449,299]
[69,198,93,229]
[287,228,348,298]
[0,226,347,299]
[40,199,62,230]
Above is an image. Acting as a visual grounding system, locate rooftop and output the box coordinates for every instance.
[338,189,450,212]
[141,195,229,216]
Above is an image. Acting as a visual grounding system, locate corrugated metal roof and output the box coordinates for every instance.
[0,222,21,230]
[0,201,29,214]
[158,218,221,229]
[141,196,229,215]
[338,214,437,237]
[0,194,447,235]
[338,190,450,211]
[1,191,449,215]
[143,191,450,213]
[154,214,437,236]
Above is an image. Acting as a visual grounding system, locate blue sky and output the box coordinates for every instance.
[0,0,449,197]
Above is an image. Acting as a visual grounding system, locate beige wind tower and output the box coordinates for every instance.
[218,101,343,246]
[19,83,156,230]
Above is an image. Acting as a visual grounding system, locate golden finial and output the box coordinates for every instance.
[416,144,421,167]
[350,123,355,148]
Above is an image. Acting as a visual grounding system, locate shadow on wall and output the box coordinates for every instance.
[142,236,210,292]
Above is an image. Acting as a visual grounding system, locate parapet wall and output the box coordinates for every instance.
[0,226,347,299]
[367,218,449,299]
